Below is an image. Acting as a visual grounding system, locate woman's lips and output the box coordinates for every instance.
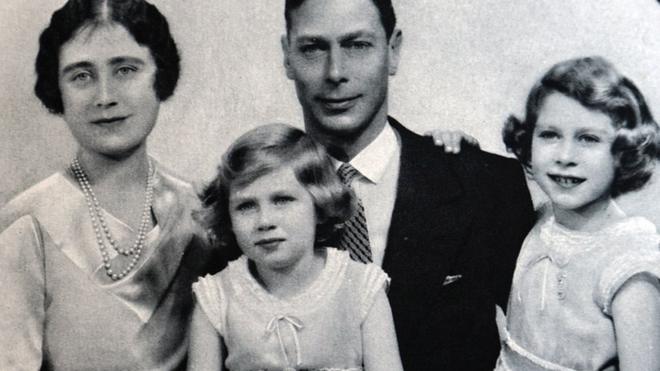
[91,116,128,124]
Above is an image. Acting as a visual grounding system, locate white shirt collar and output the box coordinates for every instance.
[339,122,399,184]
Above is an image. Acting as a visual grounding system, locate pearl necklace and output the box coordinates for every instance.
[71,157,154,281]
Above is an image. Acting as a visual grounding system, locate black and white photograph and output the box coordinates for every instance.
[1,1,659,370]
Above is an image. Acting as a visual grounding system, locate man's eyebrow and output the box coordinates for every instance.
[294,35,325,43]
[340,30,377,40]
[60,61,93,75]
[294,30,376,43]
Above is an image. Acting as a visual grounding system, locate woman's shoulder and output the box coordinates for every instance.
[1,172,71,231]
[150,160,207,234]
[151,160,199,204]
[152,161,195,193]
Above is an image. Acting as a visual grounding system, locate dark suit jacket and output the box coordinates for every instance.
[383,118,535,371]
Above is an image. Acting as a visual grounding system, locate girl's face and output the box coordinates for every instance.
[229,165,318,272]
[531,92,617,216]
[58,23,160,159]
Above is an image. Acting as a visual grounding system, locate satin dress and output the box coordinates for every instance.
[0,162,219,370]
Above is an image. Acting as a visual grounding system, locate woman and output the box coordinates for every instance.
[0,0,220,369]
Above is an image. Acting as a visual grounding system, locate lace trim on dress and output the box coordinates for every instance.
[538,214,655,264]
[524,214,658,308]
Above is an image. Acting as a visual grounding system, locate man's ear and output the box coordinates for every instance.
[388,29,403,76]
[281,35,295,80]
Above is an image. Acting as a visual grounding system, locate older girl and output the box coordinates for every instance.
[496,56,660,371]
[0,0,218,369]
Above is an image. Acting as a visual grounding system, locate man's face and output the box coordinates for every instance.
[282,0,401,152]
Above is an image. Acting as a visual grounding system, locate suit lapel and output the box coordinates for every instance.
[383,118,473,286]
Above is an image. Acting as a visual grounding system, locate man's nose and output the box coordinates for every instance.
[326,47,348,84]
[94,74,118,108]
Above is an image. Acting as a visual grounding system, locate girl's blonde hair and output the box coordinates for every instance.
[198,123,355,259]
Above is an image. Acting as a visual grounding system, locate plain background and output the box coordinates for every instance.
[1,0,659,225]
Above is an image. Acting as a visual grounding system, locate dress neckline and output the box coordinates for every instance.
[231,248,349,312]
[59,165,161,236]
[536,209,655,268]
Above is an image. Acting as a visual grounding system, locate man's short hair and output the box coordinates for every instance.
[284,0,397,39]
[35,0,180,114]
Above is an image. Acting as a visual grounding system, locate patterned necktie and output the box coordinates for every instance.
[337,163,372,263]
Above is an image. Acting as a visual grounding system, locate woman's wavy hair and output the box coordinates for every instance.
[35,0,180,114]
[197,123,355,259]
[503,56,659,196]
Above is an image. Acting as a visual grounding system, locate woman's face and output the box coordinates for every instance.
[58,23,160,159]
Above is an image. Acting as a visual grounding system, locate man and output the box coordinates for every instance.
[281,0,535,369]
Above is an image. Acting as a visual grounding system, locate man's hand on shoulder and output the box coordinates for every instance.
[425,129,480,154]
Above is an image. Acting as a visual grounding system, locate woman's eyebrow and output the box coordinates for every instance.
[60,61,93,75]
[109,56,146,66]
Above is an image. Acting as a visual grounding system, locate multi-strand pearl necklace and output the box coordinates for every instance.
[71,157,154,281]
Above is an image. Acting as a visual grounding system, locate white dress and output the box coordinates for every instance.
[495,204,660,370]
[193,248,389,371]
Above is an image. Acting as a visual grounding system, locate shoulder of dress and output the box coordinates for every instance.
[334,249,389,288]
[600,216,659,251]
[194,271,222,288]
[1,173,65,231]
[150,164,203,225]
[153,163,196,197]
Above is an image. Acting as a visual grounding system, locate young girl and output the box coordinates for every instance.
[495,56,660,370]
[189,123,403,371]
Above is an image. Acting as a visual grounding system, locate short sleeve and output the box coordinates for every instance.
[192,274,227,335]
[358,263,391,322]
[596,241,660,316]
[0,216,46,370]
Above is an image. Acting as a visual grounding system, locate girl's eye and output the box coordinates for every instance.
[234,201,256,212]
[537,130,559,139]
[273,195,295,205]
[579,134,600,144]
